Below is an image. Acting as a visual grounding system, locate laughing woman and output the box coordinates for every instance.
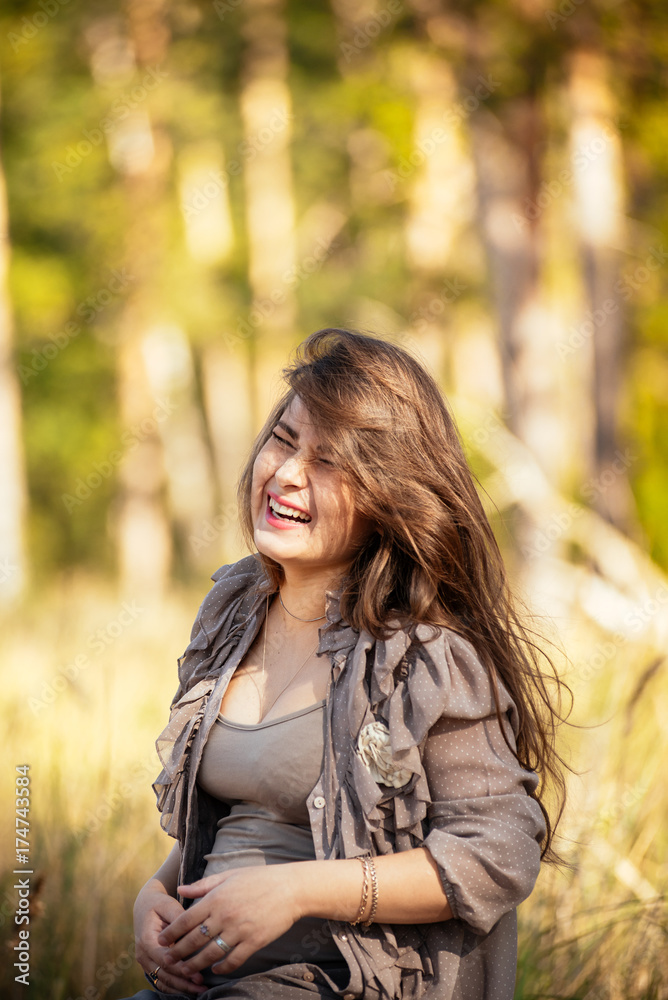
[124,328,566,1000]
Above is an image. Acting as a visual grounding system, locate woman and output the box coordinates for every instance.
[124,327,565,1000]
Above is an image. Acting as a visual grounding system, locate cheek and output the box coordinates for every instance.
[251,455,271,509]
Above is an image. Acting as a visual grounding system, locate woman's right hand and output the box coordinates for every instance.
[134,886,207,995]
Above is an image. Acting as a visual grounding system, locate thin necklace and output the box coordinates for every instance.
[278,589,327,622]
[259,595,319,722]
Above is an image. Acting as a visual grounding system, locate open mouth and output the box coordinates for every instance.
[268,495,312,523]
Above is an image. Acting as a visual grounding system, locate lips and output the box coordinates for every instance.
[266,493,312,524]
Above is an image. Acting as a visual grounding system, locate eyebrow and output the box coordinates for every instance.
[275,419,331,458]
[276,419,298,440]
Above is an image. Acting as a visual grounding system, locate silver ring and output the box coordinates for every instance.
[200,923,210,937]
[214,935,233,954]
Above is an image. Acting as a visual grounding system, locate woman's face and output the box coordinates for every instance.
[251,396,374,578]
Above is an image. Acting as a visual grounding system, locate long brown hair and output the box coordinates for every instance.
[237,327,570,863]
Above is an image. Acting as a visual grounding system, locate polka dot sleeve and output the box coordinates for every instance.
[417,631,546,936]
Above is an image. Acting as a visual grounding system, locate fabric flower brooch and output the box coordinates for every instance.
[357,720,412,788]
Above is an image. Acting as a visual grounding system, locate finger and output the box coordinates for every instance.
[163,923,224,967]
[176,935,241,975]
[210,939,257,977]
[178,884,210,898]
[158,908,201,947]
[144,947,205,987]
[159,906,223,960]
[178,873,230,896]
[149,962,206,995]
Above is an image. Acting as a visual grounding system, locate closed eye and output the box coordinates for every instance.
[272,429,334,466]
[271,430,294,448]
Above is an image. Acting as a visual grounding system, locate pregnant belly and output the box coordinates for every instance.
[200,917,348,985]
[203,805,317,873]
[198,805,346,982]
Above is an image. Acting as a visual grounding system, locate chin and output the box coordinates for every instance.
[254,529,288,559]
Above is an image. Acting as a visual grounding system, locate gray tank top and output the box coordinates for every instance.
[195,699,348,984]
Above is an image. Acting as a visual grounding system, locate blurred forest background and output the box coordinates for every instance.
[1,0,667,997]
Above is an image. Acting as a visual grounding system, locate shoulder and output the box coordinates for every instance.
[411,623,500,716]
[193,552,267,638]
[175,554,266,693]
[377,621,518,740]
[210,552,266,590]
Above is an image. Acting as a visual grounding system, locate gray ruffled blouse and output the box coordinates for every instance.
[152,554,546,1000]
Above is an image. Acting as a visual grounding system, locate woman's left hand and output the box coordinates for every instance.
[157,864,303,976]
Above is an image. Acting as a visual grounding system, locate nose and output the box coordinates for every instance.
[274,450,308,489]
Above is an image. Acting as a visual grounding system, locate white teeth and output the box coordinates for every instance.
[269,496,311,522]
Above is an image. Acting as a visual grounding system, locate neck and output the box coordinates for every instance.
[277,565,343,622]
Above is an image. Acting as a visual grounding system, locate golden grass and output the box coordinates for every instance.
[1,576,666,999]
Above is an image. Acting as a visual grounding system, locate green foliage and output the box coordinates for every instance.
[0,0,665,586]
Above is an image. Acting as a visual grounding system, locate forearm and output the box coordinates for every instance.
[293,846,452,925]
[137,841,181,902]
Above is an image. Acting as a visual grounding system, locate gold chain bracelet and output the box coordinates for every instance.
[362,856,378,928]
[350,856,370,925]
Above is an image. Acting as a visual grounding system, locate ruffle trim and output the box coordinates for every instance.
[318,604,516,995]
[152,554,268,836]
[322,605,509,859]
[343,921,434,999]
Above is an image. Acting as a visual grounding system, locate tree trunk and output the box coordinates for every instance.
[239,0,297,432]
[84,1,175,597]
[140,324,217,575]
[467,96,573,585]
[0,73,27,602]
[567,48,639,538]
[201,343,253,565]
[402,49,478,385]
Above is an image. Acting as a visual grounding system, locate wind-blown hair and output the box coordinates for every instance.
[237,327,569,863]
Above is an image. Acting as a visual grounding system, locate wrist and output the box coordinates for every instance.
[134,878,172,916]
[286,861,312,922]
[288,859,366,925]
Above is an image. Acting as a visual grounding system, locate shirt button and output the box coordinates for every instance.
[344,994,356,1000]
[313,796,326,808]
[302,971,315,982]
[339,932,348,941]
